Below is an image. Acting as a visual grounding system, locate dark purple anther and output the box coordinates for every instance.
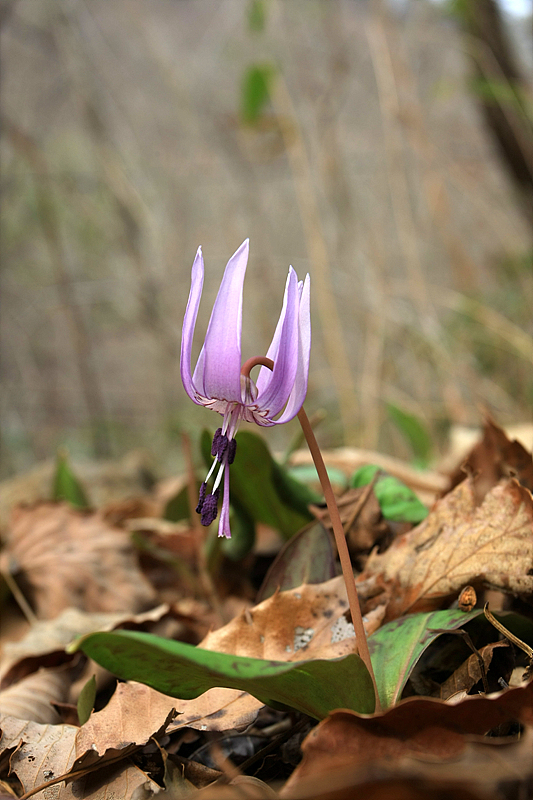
[211,428,229,460]
[227,438,237,465]
[211,428,223,457]
[200,488,220,526]
[195,482,207,514]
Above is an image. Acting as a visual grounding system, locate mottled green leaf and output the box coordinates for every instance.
[368,608,533,709]
[70,629,375,719]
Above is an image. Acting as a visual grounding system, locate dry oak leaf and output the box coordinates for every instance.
[0,503,156,619]
[1,683,176,799]
[362,477,533,621]
[281,678,533,799]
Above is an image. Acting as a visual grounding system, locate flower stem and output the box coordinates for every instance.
[297,407,381,711]
[240,355,380,710]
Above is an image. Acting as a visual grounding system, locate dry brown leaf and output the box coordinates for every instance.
[281,736,533,800]
[0,605,171,686]
[281,678,533,798]
[0,667,72,724]
[0,715,160,800]
[439,641,510,700]
[1,683,176,798]
[449,418,533,503]
[0,716,78,798]
[74,682,177,770]
[363,477,533,620]
[200,575,385,662]
[0,503,157,619]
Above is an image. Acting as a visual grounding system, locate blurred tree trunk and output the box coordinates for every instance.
[458,0,533,229]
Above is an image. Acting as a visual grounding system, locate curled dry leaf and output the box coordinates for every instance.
[449,418,533,503]
[439,640,511,699]
[0,667,72,724]
[281,679,533,799]
[282,731,533,800]
[0,503,157,619]
[363,478,533,621]
[0,605,171,687]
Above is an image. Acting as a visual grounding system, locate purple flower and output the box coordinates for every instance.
[180,239,311,538]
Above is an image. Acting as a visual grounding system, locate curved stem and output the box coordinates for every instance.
[297,407,380,711]
[241,355,380,710]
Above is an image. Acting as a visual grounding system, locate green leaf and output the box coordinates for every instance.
[257,521,336,602]
[368,608,533,709]
[52,450,90,509]
[221,502,256,561]
[247,0,267,32]
[201,430,314,539]
[77,674,96,725]
[288,463,347,491]
[163,484,192,523]
[241,64,275,125]
[70,629,375,719]
[351,465,428,524]
[386,404,432,466]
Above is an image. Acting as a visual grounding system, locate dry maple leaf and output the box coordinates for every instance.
[0,503,157,618]
[362,477,533,621]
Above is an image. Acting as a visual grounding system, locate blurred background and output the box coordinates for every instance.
[1,0,532,480]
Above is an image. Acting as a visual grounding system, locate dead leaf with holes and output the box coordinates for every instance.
[1,682,176,799]
[0,502,157,619]
[361,477,533,621]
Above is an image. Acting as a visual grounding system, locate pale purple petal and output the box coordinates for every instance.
[218,466,232,538]
[199,240,249,402]
[255,269,291,396]
[255,268,300,418]
[272,273,311,424]
[180,247,204,402]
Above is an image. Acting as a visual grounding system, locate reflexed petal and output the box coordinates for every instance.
[255,268,300,417]
[255,269,291,396]
[199,240,249,402]
[273,272,311,424]
[180,247,204,402]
